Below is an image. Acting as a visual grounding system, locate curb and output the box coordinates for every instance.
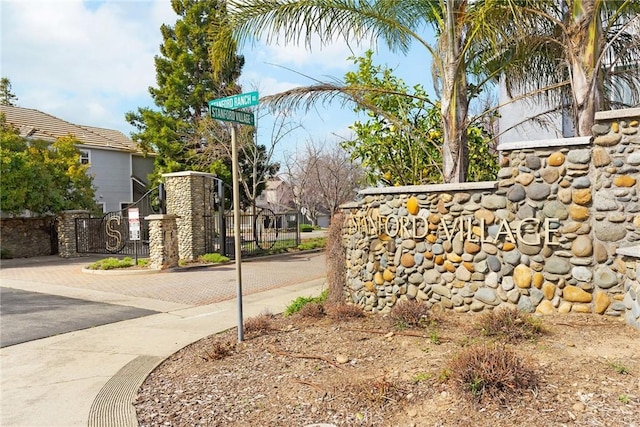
[87,276,327,427]
[81,267,162,275]
[88,355,163,427]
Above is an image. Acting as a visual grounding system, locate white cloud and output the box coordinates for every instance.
[240,72,301,97]
[260,42,360,72]
[0,0,365,142]
[248,34,369,75]
[1,0,175,131]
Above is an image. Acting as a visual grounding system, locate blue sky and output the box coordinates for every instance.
[1,0,435,164]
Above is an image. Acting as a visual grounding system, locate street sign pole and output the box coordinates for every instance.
[209,92,259,343]
[231,124,244,342]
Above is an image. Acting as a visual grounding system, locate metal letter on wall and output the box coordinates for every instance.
[105,215,123,252]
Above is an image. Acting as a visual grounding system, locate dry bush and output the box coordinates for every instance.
[325,212,347,306]
[201,340,235,361]
[326,303,365,320]
[474,307,544,341]
[298,302,325,318]
[388,299,432,329]
[348,377,407,409]
[447,344,538,403]
[244,312,274,335]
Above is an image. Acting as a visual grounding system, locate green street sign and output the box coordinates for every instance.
[208,91,259,109]
[210,105,255,126]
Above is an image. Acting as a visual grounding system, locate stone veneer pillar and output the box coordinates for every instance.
[616,246,640,330]
[56,210,90,258]
[162,171,216,261]
[146,214,180,270]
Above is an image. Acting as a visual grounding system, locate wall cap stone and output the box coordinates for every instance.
[498,136,591,152]
[162,171,217,178]
[595,107,640,121]
[616,246,640,258]
[340,201,362,209]
[145,214,180,220]
[358,181,498,196]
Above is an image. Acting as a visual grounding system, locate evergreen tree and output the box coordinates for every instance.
[0,77,18,106]
[126,0,245,184]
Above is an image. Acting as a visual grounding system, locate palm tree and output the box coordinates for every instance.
[213,0,507,183]
[494,0,640,136]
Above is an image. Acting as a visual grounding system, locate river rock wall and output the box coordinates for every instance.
[340,108,640,328]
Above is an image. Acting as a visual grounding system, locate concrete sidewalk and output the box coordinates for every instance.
[0,253,326,427]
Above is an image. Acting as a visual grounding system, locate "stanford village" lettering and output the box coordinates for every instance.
[345,213,560,247]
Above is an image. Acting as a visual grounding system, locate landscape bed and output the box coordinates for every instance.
[135,306,640,427]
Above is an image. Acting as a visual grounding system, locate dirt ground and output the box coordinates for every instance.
[135,308,640,427]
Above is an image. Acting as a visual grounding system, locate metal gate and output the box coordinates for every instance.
[75,187,161,256]
[202,176,302,258]
[216,208,300,258]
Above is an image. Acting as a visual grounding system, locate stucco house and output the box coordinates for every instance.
[0,105,154,213]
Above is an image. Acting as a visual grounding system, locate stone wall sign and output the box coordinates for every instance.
[339,108,640,329]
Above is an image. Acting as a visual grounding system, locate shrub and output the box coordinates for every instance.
[201,340,235,361]
[0,248,12,259]
[447,344,538,403]
[297,237,326,250]
[244,312,274,335]
[86,257,149,270]
[87,257,134,270]
[198,253,230,264]
[474,308,544,341]
[388,300,432,329]
[349,377,406,409]
[284,289,328,316]
[300,223,314,232]
[326,303,365,320]
[298,302,325,318]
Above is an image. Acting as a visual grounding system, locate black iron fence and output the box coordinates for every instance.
[205,209,301,258]
[75,212,150,257]
[75,187,159,256]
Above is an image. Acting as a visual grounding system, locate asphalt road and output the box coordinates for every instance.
[0,287,157,348]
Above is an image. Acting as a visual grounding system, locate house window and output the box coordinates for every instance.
[79,149,90,165]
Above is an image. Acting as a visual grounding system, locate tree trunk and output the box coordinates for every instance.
[441,84,469,183]
[569,0,601,136]
[572,60,600,136]
[440,0,469,184]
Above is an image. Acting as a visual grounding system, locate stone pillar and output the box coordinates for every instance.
[146,214,180,270]
[616,247,640,330]
[162,171,216,261]
[56,210,90,258]
[591,109,640,263]
[625,260,640,330]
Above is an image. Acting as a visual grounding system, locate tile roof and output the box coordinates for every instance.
[0,104,143,153]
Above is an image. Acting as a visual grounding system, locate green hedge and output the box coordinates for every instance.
[300,224,314,232]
